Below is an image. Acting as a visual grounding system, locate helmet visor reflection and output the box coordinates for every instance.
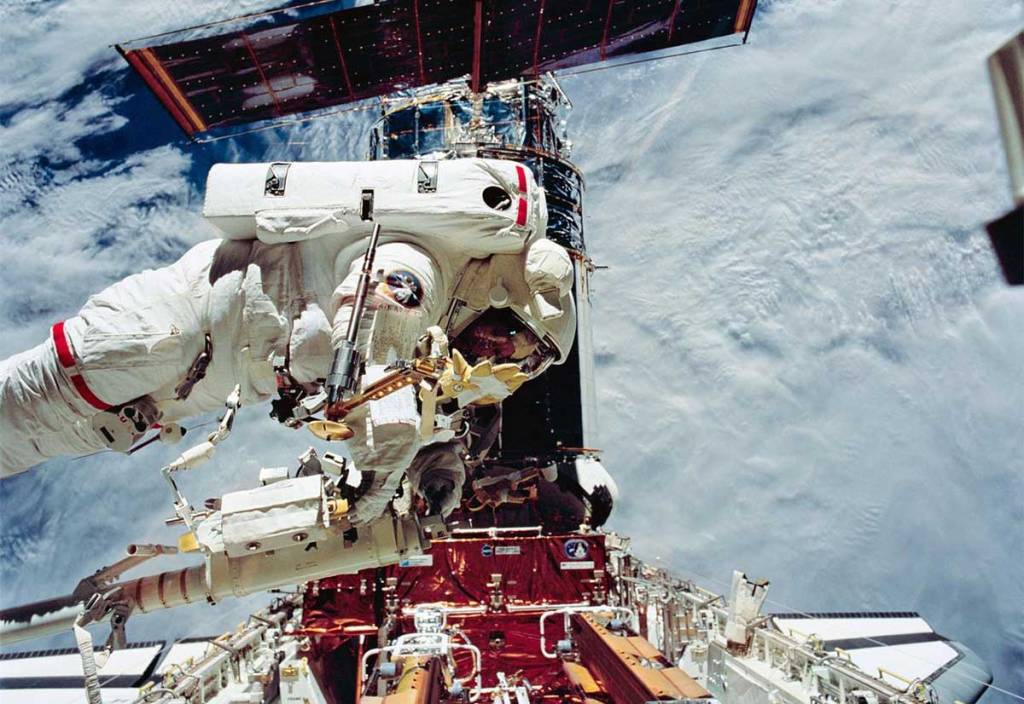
[453,308,554,375]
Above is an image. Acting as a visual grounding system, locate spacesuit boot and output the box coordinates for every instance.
[406,442,467,518]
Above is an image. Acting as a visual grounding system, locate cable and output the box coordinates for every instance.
[38,415,248,702]
[664,562,1024,702]
[554,41,744,78]
[70,420,219,462]
[131,687,176,703]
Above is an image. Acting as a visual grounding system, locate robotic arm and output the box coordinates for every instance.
[0,395,434,653]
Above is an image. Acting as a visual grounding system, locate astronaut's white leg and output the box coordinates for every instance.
[0,341,106,476]
[346,427,420,525]
[343,365,423,525]
[331,242,446,523]
[0,239,292,476]
[0,243,214,475]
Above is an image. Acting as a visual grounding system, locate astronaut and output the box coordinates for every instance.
[0,158,576,526]
[327,232,577,523]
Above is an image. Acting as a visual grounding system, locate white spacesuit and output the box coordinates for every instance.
[0,158,576,524]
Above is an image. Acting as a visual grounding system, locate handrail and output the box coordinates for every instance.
[361,633,482,687]
[448,526,544,537]
[539,606,636,659]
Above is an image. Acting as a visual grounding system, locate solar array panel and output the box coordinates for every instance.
[119,0,756,136]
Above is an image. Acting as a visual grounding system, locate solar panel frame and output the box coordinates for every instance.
[118,0,756,136]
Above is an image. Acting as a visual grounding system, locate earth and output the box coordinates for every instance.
[0,0,1021,700]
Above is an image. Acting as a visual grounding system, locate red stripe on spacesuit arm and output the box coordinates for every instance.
[70,375,110,410]
[50,322,111,410]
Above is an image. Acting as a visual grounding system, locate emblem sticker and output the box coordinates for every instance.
[384,270,423,308]
[481,543,494,557]
[563,538,590,561]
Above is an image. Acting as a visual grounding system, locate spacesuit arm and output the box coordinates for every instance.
[0,342,108,476]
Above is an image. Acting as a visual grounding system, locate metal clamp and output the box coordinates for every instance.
[539,605,636,658]
[175,334,212,400]
[417,160,438,193]
[264,163,290,196]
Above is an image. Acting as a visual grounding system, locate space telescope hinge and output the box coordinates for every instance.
[264,162,290,196]
[360,189,375,220]
[417,160,438,193]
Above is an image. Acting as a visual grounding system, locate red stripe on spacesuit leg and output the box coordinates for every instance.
[51,321,75,368]
[51,321,111,410]
[69,374,111,411]
[515,165,527,193]
[516,197,528,226]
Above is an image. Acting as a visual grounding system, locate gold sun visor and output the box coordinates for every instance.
[452,307,557,378]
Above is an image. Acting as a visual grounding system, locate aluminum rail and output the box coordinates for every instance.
[0,596,84,644]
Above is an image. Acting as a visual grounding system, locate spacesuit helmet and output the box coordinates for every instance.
[452,307,557,377]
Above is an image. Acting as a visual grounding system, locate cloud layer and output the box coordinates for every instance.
[567,0,1023,696]
[0,0,1021,699]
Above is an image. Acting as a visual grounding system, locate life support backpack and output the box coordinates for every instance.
[202,158,548,259]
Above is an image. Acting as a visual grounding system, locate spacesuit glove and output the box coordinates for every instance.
[415,325,449,359]
[430,349,530,406]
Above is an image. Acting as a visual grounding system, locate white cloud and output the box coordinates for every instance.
[0,0,1021,698]
[0,0,284,107]
[0,93,127,164]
